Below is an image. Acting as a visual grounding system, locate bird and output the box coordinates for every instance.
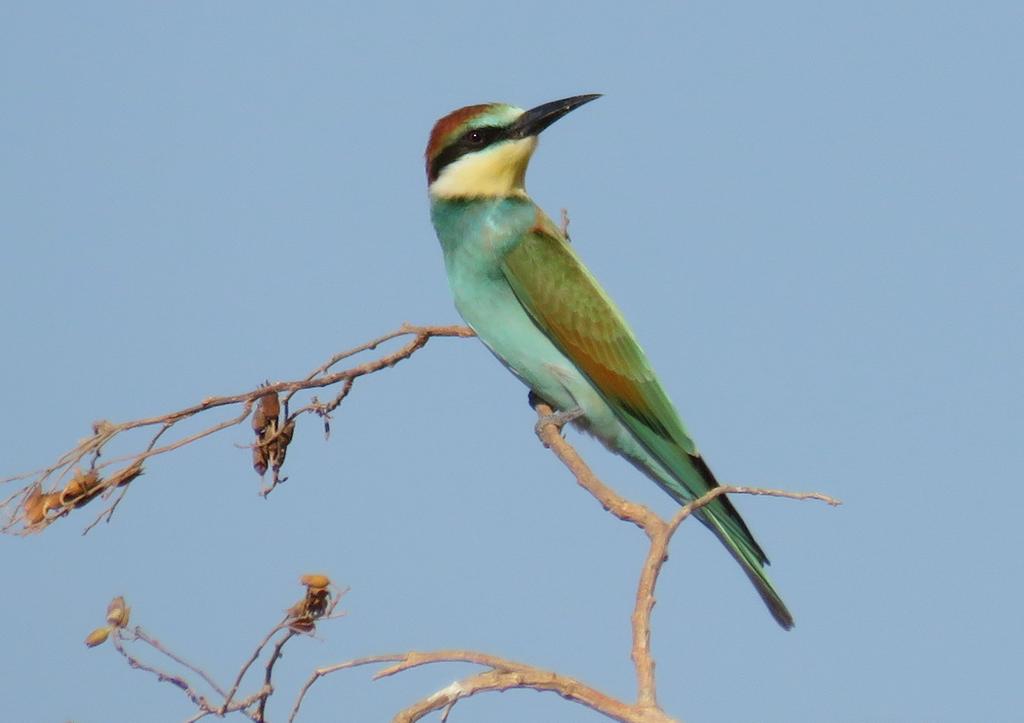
[425,94,793,629]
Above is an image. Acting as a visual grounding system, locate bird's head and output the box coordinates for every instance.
[425,94,601,199]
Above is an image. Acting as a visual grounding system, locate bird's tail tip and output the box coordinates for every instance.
[704,511,795,630]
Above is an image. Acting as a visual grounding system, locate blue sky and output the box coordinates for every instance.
[2,2,1021,721]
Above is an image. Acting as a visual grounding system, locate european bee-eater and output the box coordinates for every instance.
[426,94,793,629]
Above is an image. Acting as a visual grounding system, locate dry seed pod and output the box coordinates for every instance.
[40,493,62,517]
[289,618,315,633]
[106,596,130,627]
[252,390,283,475]
[61,469,103,506]
[60,482,84,505]
[271,419,297,471]
[23,489,61,525]
[252,446,269,476]
[64,469,99,497]
[259,391,281,420]
[285,600,316,633]
[305,588,330,618]
[84,626,111,647]
[251,407,267,433]
[279,419,295,445]
[300,574,331,589]
[253,391,280,435]
[23,487,46,525]
[70,488,103,509]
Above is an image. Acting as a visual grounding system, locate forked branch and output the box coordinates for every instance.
[1,323,474,534]
[532,401,839,712]
[283,399,838,723]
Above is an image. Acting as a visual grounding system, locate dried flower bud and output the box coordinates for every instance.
[24,489,62,526]
[253,446,268,476]
[252,389,285,476]
[289,618,316,633]
[300,574,331,590]
[61,469,102,506]
[23,487,46,525]
[279,419,295,445]
[84,626,111,647]
[40,493,62,517]
[106,596,130,627]
[253,391,281,436]
[285,572,341,633]
[65,469,99,497]
[259,391,281,420]
[271,419,297,471]
[305,588,330,618]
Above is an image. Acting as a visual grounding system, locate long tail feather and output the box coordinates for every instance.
[700,509,794,629]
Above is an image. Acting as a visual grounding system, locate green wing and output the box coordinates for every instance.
[502,213,793,628]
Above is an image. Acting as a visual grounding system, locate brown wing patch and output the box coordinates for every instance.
[553,329,649,414]
[502,224,773,571]
[503,224,700,452]
[514,232,665,433]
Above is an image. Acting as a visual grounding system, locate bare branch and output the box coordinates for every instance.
[531,400,840,710]
[219,620,290,714]
[289,650,660,723]
[253,630,298,721]
[110,632,213,713]
[289,655,408,723]
[391,666,669,723]
[2,323,473,533]
[531,400,659,533]
[291,394,841,723]
[132,626,228,700]
[82,580,344,722]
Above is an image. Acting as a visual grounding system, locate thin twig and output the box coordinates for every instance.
[253,629,297,720]
[132,626,228,699]
[219,620,289,714]
[288,654,408,723]
[2,324,474,533]
[110,633,212,712]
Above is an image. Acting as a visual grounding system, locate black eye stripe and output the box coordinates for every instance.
[463,126,501,146]
[429,125,507,182]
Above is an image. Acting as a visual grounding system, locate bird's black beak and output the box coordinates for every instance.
[507,94,602,139]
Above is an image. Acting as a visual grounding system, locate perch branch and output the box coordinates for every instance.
[289,650,656,723]
[284,403,837,722]
[531,400,840,710]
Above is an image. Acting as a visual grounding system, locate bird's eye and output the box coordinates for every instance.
[467,130,484,144]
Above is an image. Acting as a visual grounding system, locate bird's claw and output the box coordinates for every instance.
[534,407,585,440]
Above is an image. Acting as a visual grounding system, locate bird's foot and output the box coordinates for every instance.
[533,406,585,440]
